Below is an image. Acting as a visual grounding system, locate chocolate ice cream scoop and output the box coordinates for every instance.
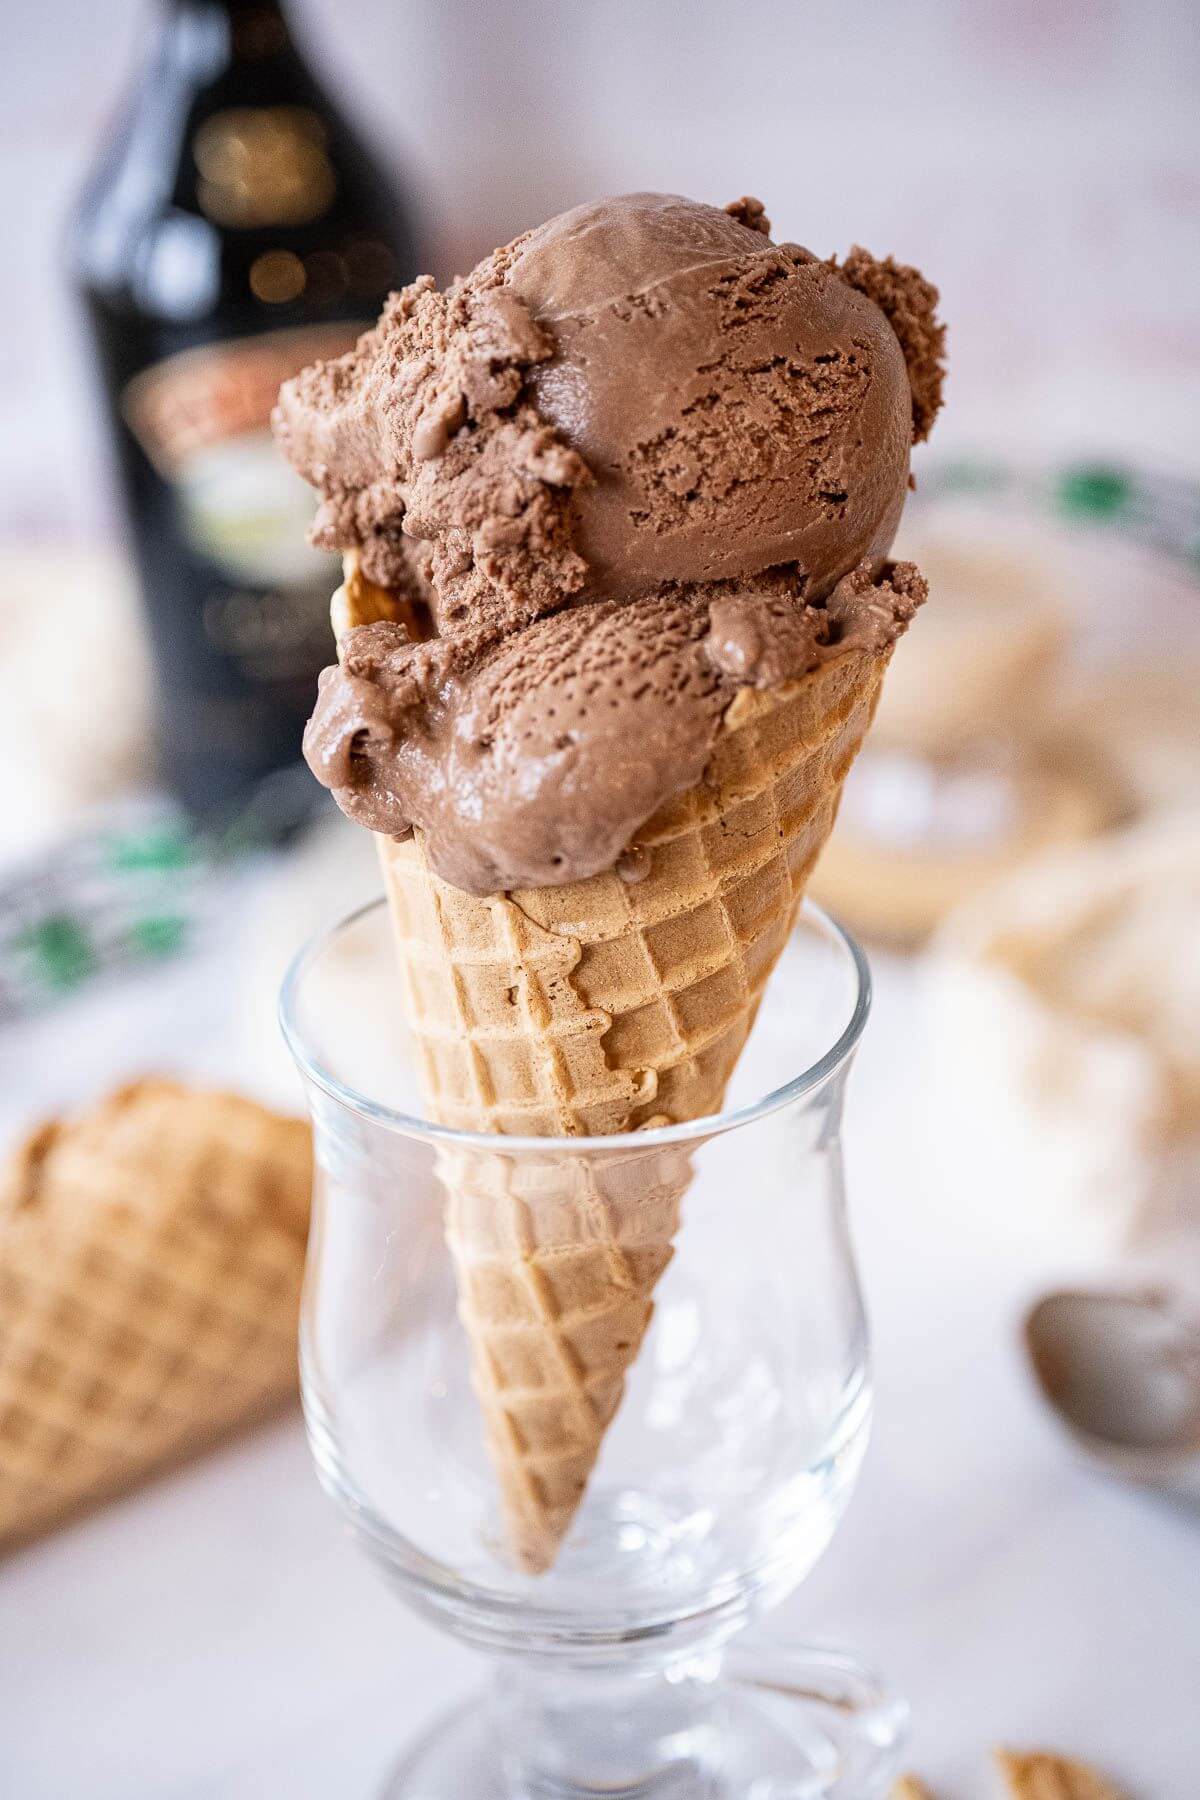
[306,559,925,894]
[275,192,945,895]
[508,193,939,603]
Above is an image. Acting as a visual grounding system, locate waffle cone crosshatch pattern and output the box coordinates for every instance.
[0,1082,311,1544]
[332,553,890,1571]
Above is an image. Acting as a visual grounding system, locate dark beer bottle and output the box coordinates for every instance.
[70,0,418,828]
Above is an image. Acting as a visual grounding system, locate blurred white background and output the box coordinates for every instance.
[6,0,1199,545]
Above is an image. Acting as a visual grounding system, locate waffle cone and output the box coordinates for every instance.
[0,1080,311,1545]
[336,553,888,1570]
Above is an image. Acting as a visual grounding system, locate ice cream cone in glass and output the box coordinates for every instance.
[281,896,906,1798]
[272,185,946,1794]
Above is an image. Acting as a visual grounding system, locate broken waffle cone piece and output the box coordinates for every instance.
[995,1748,1127,1800]
[337,551,890,1570]
[890,1778,936,1800]
[0,1079,311,1545]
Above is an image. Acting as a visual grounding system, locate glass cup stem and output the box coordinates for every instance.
[494,1649,727,1799]
[462,1638,910,1800]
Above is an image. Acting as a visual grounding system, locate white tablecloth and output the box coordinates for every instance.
[1,883,1197,1798]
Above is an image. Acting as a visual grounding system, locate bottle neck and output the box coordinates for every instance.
[161,0,293,68]
[167,0,286,15]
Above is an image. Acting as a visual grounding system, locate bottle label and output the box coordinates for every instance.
[122,323,361,680]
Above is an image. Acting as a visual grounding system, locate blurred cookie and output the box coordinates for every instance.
[996,1748,1125,1799]
[1060,657,1200,818]
[812,740,1121,945]
[879,518,1075,757]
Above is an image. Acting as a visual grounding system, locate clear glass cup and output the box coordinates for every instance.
[281,897,905,1798]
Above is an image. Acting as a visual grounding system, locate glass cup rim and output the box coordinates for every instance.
[279,894,871,1153]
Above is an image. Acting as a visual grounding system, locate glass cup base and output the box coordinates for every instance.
[380,1644,907,1800]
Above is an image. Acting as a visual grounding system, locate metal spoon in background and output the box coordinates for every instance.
[1025,1289,1200,1504]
